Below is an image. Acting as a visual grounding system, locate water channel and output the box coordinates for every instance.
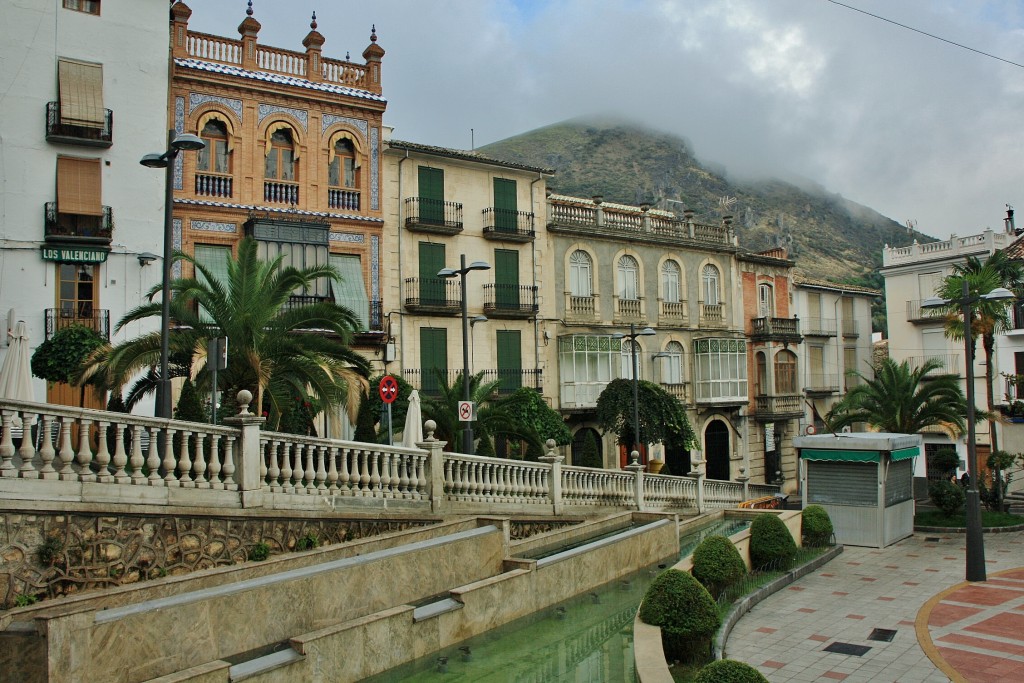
[367,515,751,681]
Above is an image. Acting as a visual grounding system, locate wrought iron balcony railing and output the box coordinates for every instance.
[45,101,113,147]
[403,277,461,314]
[404,197,463,234]
[45,308,110,340]
[402,368,463,395]
[480,368,543,394]
[482,208,535,241]
[906,300,946,324]
[483,284,538,318]
[802,317,837,336]
[44,202,113,243]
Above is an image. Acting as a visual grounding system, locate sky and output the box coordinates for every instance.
[182,0,1024,240]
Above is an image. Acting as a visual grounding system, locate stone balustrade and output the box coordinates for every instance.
[0,397,775,514]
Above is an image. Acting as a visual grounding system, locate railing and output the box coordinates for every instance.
[559,381,609,409]
[568,295,597,318]
[257,46,306,76]
[403,277,461,312]
[482,208,535,240]
[479,368,543,394]
[366,300,384,332]
[483,284,538,316]
[660,300,687,322]
[906,300,946,323]
[328,188,360,211]
[402,368,464,394]
[616,298,642,319]
[754,394,804,417]
[282,294,332,311]
[44,202,113,242]
[841,319,859,338]
[547,199,732,246]
[264,180,299,205]
[750,317,801,340]
[802,317,837,336]
[404,197,463,233]
[46,101,113,147]
[195,173,233,198]
[804,374,840,393]
[882,230,1014,267]
[604,211,643,231]
[1005,377,1021,403]
[906,354,961,376]
[321,59,369,87]
[186,32,243,64]
[44,308,110,341]
[700,303,724,326]
[0,398,776,514]
[549,202,597,227]
[661,382,689,402]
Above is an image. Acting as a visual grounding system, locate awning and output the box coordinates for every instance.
[327,130,362,163]
[800,449,880,463]
[891,446,920,461]
[196,111,234,151]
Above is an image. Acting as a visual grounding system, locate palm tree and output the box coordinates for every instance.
[937,251,1024,451]
[78,238,369,429]
[826,358,967,435]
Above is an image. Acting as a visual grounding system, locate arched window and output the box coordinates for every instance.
[661,260,681,303]
[621,339,641,379]
[756,351,768,396]
[774,350,797,393]
[328,138,357,188]
[618,255,639,300]
[758,282,774,318]
[662,341,684,384]
[265,126,296,181]
[569,250,592,297]
[196,119,229,174]
[702,264,720,305]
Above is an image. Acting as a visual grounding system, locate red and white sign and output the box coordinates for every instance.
[379,376,399,404]
[458,400,475,422]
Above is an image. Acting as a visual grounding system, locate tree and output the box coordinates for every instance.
[30,324,105,407]
[77,238,369,429]
[826,358,967,435]
[496,387,571,458]
[595,378,697,452]
[937,251,1024,452]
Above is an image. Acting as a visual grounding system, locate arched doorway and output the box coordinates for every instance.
[705,420,730,480]
[571,428,604,468]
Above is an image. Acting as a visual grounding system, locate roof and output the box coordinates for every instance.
[793,272,880,297]
[174,58,387,103]
[386,139,554,174]
[1004,233,1024,260]
[174,198,383,223]
[737,248,794,267]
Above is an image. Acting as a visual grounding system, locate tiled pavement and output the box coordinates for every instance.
[726,531,1024,682]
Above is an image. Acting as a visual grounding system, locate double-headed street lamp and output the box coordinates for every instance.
[922,281,1015,582]
[140,130,206,418]
[439,255,490,455]
[613,324,656,466]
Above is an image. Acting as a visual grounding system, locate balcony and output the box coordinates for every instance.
[45,308,110,341]
[45,101,112,147]
[329,188,360,212]
[566,294,598,323]
[906,354,961,376]
[841,319,860,338]
[659,300,687,325]
[44,202,113,244]
[547,199,733,248]
[804,374,840,395]
[906,300,946,325]
[750,317,802,344]
[614,297,644,324]
[402,368,463,396]
[699,303,726,328]
[404,197,463,235]
[803,317,837,337]
[482,208,535,242]
[283,294,332,311]
[559,380,609,411]
[481,368,543,395]
[661,382,689,403]
[264,180,299,205]
[403,277,460,315]
[754,394,804,421]
[483,284,538,318]
[195,173,233,198]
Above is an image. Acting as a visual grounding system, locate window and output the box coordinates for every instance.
[621,340,641,380]
[559,335,619,407]
[197,119,230,174]
[496,330,522,392]
[418,242,446,306]
[57,59,104,128]
[194,244,231,322]
[256,239,328,299]
[493,178,517,232]
[328,139,357,188]
[662,341,684,384]
[702,264,720,305]
[693,338,747,402]
[494,249,520,309]
[569,250,592,297]
[57,263,96,320]
[420,328,448,395]
[809,345,825,387]
[330,254,368,330]
[844,347,859,390]
[774,350,797,393]
[57,155,102,216]
[758,283,774,318]
[418,166,444,224]
[617,255,639,300]
[661,260,681,303]
[755,352,767,396]
[63,0,99,15]
[265,126,296,181]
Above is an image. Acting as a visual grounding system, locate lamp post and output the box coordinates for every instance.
[438,255,490,454]
[140,130,205,418]
[923,282,1015,582]
[613,324,656,466]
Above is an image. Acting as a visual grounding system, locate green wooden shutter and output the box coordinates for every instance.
[496,330,522,392]
[194,244,231,323]
[418,242,446,306]
[420,327,448,395]
[494,249,519,310]
[329,254,368,330]
[418,166,444,224]
[493,178,517,232]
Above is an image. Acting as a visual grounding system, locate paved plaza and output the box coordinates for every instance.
[727,531,1024,682]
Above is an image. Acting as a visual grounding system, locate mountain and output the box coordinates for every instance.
[479,118,927,282]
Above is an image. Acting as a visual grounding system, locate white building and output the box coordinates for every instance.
[0,0,169,410]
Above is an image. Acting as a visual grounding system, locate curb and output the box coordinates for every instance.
[914,523,1024,534]
[713,545,844,660]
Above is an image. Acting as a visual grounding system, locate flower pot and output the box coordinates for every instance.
[648,460,665,474]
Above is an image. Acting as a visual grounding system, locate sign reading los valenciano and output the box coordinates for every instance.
[40,247,109,263]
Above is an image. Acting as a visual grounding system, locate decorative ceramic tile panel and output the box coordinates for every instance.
[191,221,236,233]
[370,127,379,210]
[257,104,308,130]
[172,219,182,278]
[189,93,243,121]
[371,235,379,298]
[320,114,368,136]
[329,232,365,243]
[174,97,185,191]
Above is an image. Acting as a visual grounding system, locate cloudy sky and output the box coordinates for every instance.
[183,0,1024,239]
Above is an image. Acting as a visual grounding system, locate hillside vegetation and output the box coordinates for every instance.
[480,118,927,282]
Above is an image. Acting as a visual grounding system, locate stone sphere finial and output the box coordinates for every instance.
[237,389,253,415]
[424,419,436,441]
[545,438,556,457]
[630,450,640,465]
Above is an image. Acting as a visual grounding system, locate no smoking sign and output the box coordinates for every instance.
[458,400,475,422]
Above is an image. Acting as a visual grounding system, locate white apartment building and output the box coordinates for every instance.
[0,0,169,410]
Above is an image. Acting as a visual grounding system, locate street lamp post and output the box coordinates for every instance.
[140,130,206,418]
[439,255,490,454]
[614,324,656,466]
[923,281,1015,582]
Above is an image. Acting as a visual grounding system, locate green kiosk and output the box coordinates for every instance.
[794,432,921,548]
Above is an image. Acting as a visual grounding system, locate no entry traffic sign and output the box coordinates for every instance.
[379,376,399,404]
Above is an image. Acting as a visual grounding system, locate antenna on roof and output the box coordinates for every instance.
[471,128,474,151]
[905,219,917,235]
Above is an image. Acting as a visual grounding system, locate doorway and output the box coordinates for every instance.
[705,419,730,480]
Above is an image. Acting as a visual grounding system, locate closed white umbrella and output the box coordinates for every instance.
[0,321,34,403]
[401,390,423,448]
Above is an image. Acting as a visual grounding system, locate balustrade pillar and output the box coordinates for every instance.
[223,389,267,508]
[625,450,645,511]
[539,439,564,515]
[418,419,447,514]
[690,449,706,513]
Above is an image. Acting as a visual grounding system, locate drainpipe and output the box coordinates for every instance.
[530,172,543,396]
[397,150,410,372]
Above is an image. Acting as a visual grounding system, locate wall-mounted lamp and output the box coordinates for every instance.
[137,252,158,267]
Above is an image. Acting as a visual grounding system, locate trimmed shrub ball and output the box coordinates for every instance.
[801,505,834,547]
[694,659,769,683]
[748,513,797,571]
[691,534,747,598]
[638,568,721,664]
[929,480,965,516]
